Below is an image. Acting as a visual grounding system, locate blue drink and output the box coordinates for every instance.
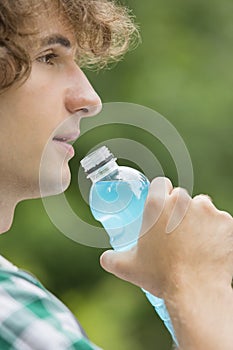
[90,177,149,250]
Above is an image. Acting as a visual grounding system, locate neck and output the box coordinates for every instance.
[0,187,18,234]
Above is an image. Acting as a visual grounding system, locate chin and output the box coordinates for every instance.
[39,164,71,197]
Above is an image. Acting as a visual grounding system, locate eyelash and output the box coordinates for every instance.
[36,53,59,65]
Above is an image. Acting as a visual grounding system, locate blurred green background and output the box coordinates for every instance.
[1,0,233,349]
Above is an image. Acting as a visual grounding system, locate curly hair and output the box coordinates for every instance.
[0,0,139,93]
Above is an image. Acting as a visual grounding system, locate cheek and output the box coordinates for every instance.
[0,66,67,166]
[13,93,64,153]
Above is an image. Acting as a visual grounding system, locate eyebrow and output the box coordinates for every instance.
[40,34,71,49]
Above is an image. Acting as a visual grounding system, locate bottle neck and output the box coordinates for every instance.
[87,159,119,183]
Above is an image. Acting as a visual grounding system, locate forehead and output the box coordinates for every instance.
[32,16,76,51]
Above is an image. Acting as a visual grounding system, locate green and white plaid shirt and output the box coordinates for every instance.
[0,255,102,350]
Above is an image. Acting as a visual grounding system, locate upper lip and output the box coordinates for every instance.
[52,132,80,143]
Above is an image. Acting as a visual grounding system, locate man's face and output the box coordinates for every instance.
[0,18,102,199]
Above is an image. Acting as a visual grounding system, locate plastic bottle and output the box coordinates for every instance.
[80,146,178,345]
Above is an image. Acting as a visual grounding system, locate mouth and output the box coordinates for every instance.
[52,132,80,157]
[52,132,80,143]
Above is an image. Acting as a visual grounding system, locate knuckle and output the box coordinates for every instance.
[170,187,190,202]
[192,194,216,213]
[218,210,233,222]
[150,176,173,189]
[193,194,212,202]
[193,194,212,205]
[163,177,173,187]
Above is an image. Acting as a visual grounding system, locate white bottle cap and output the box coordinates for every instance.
[80,146,115,176]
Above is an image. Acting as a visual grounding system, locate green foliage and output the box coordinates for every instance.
[62,277,171,350]
[1,0,233,349]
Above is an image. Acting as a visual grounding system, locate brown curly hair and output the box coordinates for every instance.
[0,0,139,93]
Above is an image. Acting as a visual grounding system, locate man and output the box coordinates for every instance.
[0,0,232,349]
[0,0,135,348]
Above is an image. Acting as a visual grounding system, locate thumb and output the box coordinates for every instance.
[100,249,136,282]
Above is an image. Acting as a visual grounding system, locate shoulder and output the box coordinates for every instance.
[0,259,102,349]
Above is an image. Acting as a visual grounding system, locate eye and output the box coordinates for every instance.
[36,53,58,65]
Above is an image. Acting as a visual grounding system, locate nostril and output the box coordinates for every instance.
[80,108,89,113]
[79,105,102,116]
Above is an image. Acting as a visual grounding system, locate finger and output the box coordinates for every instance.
[100,249,136,283]
[140,177,173,237]
[166,187,191,233]
[148,177,173,202]
[193,194,213,202]
[218,210,233,221]
[192,194,216,212]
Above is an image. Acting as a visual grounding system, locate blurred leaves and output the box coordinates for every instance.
[1,0,233,349]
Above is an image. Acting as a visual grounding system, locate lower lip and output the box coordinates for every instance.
[53,140,75,157]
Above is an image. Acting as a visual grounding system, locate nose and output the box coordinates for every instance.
[65,67,102,118]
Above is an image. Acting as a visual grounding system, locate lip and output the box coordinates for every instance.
[52,131,80,143]
[52,131,80,158]
[53,140,75,157]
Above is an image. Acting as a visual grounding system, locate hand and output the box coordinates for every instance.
[100,177,233,298]
[100,177,233,350]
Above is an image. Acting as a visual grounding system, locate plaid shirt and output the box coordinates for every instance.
[0,255,102,350]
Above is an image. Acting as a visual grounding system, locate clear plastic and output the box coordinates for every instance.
[90,166,149,250]
[81,147,178,345]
